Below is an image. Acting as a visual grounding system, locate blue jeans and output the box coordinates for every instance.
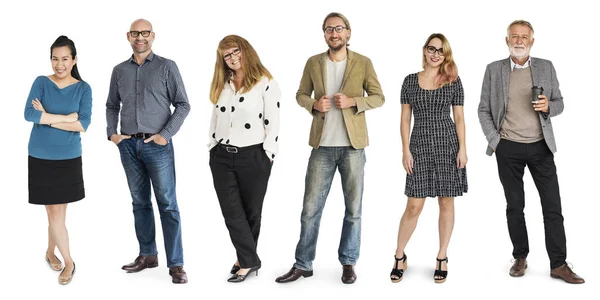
[294,147,366,271]
[118,138,183,268]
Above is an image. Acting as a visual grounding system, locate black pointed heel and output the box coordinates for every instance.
[227,266,260,283]
[230,264,241,274]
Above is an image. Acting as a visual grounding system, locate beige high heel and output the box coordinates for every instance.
[58,262,76,285]
[45,254,63,271]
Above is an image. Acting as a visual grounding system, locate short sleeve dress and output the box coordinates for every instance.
[400,73,468,198]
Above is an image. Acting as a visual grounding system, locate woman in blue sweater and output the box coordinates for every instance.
[24,36,92,285]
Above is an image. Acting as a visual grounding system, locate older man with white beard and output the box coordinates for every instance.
[477,20,584,284]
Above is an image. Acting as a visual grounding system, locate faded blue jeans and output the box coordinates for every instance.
[294,146,366,271]
[118,138,184,268]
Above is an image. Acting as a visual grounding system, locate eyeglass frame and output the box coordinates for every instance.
[425,46,445,56]
[223,48,241,61]
[324,25,347,34]
[129,30,152,38]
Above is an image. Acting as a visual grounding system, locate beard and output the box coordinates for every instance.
[509,44,530,59]
[327,38,345,52]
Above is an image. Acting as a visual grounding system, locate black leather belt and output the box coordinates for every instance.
[217,143,263,154]
[125,132,155,139]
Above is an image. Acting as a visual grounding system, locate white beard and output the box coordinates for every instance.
[509,45,530,59]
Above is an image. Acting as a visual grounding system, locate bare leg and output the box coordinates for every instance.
[394,197,425,259]
[46,205,75,279]
[45,225,62,269]
[435,197,455,279]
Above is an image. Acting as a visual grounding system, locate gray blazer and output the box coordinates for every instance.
[478,57,564,156]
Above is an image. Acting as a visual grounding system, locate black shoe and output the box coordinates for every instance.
[227,266,260,283]
[275,266,313,283]
[342,265,357,284]
[390,254,407,283]
[230,264,241,274]
[434,257,448,283]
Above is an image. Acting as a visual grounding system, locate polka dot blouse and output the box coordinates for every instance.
[208,76,281,160]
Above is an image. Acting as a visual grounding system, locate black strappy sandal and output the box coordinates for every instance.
[390,254,408,283]
[434,257,448,283]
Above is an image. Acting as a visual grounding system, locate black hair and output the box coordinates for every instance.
[50,35,82,81]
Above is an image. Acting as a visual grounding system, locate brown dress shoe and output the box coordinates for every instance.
[169,266,188,284]
[121,254,158,273]
[275,266,313,283]
[342,265,357,284]
[509,258,527,277]
[551,264,585,284]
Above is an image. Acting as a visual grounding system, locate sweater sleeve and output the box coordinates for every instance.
[78,83,93,131]
[24,76,44,123]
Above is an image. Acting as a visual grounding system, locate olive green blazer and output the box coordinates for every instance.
[296,49,385,149]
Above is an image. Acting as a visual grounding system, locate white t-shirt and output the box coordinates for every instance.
[320,57,351,146]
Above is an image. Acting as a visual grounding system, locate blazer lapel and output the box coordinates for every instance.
[319,52,328,94]
[530,57,539,87]
[340,49,356,90]
[501,57,511,108]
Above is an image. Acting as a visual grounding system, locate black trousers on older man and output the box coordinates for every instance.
[209,143,272,268]
[495,138,567,269]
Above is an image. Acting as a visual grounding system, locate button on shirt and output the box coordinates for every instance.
[106,52,191,141]
[208,76,281,160]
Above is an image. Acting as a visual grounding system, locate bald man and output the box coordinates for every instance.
[106,19,191,284]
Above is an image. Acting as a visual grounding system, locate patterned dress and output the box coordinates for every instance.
[400,73,468,198]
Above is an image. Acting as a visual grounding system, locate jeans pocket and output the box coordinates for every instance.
[152,140,168,147]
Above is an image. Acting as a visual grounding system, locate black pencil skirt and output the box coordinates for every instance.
[28,156,85,205]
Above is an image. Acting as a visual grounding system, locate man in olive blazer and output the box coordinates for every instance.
[276,12,384,285]
[478,20,584,284]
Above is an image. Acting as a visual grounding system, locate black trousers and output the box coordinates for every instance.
[209,143,272,268]
[495,139,566,269]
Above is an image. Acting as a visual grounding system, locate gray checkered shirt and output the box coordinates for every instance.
[106,52,191,141]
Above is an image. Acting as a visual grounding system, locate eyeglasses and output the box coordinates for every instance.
[425,46,444,56]
[223,48,241,61]
[129,30,152,38]
[324,26,347,34]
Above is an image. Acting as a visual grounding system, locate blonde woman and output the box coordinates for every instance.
[208,35,281,283]
[390,33,467,283]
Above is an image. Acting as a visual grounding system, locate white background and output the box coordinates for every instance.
[1,0,597,299]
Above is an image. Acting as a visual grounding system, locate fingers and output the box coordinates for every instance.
[533,95,548,111]
[403,159,414,175]
[144,135,154,143]
[121,135,131,139]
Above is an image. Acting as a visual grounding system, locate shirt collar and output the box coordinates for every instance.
[510,56,531,70]
[128,51,155,64]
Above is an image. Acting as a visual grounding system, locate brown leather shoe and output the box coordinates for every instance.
[121,254,158,273]
[550,264,585,284]
[275,266,313,283]
[509,258,527,277]
[169,266,188,284]
[342,265,357,284]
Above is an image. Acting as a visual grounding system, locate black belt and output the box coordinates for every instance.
[124,132,155,139]
[217,143,263,154]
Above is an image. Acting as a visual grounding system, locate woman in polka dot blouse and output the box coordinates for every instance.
[207,35,281,283]
[390,33,468,284]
